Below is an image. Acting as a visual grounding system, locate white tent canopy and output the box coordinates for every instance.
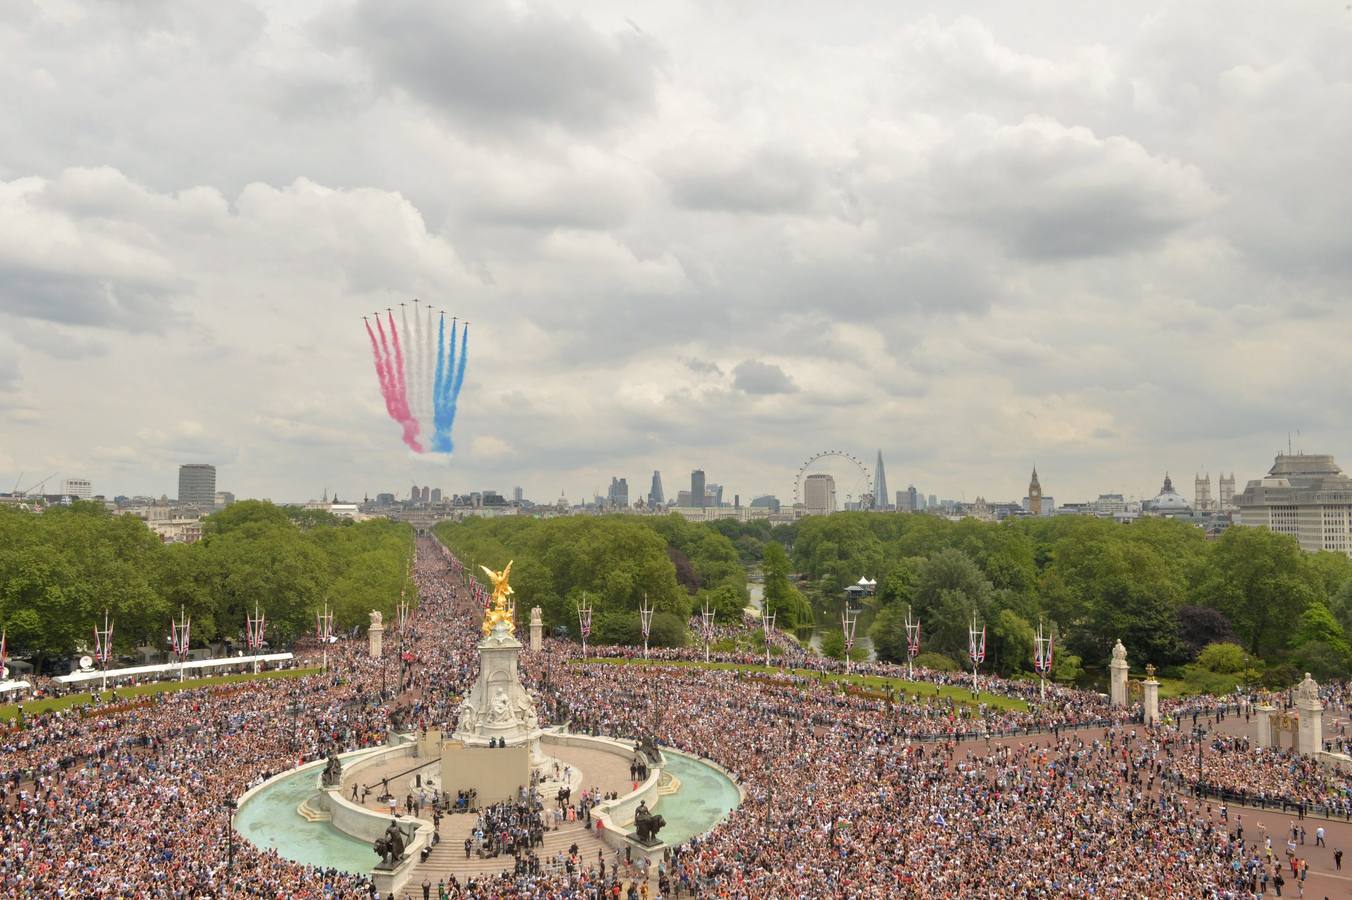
[53,652,295,687]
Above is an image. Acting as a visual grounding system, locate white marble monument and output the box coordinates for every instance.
[529,606,543,653]
[1255,704,1276,748]
[1143,664,1160,725]
[1109,640,1129,708]
[368,610,385,659]
[450,563,543,756]
[1296,672,1323,757]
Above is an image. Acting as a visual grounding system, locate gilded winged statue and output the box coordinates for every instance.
[480,561,515,635]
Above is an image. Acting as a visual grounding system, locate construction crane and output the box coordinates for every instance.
[18,473,57,497]
[10,471,22,494]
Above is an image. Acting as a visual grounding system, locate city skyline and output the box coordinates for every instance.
[0,446,1322,512]
[2,4,1349,507]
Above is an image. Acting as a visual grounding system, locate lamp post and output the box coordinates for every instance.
[224,798,237,872]
[93,609,114,693]
[761,608,776,669]
[1194,724,1206,794]
[640,594,654,660]
[1033,618,1053,702]
[289,699,301,751]
[905,606,921,682]
[246,602,266,674]
[577,595,593,660]
[315,601,333,676]
[841,604,860,675]
[171,605,191,683]
[967,612,986,700]
[700,599,716,663]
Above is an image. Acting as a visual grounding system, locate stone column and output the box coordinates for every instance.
[1296,672,1324,757]
[529,607,543,653]
[1254,704,1275,748]
[1109,640,1129,708]
[1142,665,1160,725]
[369,621,385,659]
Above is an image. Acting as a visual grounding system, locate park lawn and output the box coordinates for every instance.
[570,657,1028,712]
[0,667,321,722]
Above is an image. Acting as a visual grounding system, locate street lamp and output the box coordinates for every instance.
[700,599,716,664]
[1033,619,1054,702]
[967,612,986,699]
[841,604,860,675]
[315,601,333,675]
[576,595,593,660]
[761,608,776,669]
[223,798,238,871]
[905,606,921,682]
[1194,724,1206,794]
[640,594,654,660]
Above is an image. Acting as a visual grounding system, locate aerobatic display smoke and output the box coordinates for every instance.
[365,302,469,454]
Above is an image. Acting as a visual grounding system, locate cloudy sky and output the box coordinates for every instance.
[1,1,1350,506]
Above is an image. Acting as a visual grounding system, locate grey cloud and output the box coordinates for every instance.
[683,358,722,376]
[0,269,175,333]
[0,334,19,391]
[665,148,821,214]
[732,359,799,395]
[932,118,1216,259]
[335,0,662,134]
[10,320,108,360]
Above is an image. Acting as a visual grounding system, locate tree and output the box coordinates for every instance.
[701,582,748,624]
[1051,652,1083,685]
[1196,527,1320,658]
[762,541,812,629]
[819,629,846,660]
[913,651,958,672]
[874,558,921,609]
[203,500,291,536]
[988,609,1034,676]
[909,550,993,666]
[1290,641,1348,682]
[869,602,917,665]
[1195,642,1247,674]
[1177,606,1239,660]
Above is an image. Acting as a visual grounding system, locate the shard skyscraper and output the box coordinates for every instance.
[873,450,890,510]
[648,470,665,507]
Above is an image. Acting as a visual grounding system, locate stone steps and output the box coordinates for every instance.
[409,823,609,881]
[296,797,331,822]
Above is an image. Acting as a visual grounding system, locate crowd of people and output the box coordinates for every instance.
[3,535,1352,897]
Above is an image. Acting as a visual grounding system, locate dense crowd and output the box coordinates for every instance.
[3,536,1352,897]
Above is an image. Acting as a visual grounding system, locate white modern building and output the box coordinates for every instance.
[1235,453,1352,556]
[61,478,92,499]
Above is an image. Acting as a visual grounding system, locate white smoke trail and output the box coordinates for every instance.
[410,300,423,434]
[424,303,435,428]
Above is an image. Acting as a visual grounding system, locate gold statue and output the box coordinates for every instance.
[480,561,515,636]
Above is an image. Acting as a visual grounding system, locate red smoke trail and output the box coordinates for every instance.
[365,319,397,420]
[386,310,423,452]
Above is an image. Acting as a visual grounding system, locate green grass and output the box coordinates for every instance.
[0,667,321,722]
[569,657,1029,711]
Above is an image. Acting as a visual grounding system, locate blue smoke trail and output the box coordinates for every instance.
[443,324,469,449]
[431,319,460,453]
[432,314,447,450]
